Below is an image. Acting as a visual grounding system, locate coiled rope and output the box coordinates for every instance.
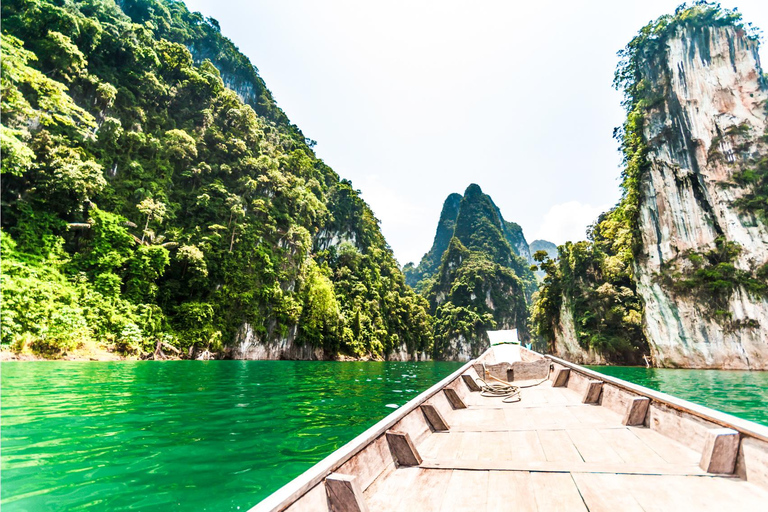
[477,362,553,403]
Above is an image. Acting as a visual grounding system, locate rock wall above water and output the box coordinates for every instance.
[633,22,768,368]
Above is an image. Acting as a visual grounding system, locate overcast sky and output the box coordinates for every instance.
[183,0,768,265]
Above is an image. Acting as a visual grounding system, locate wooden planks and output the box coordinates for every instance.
[700,428,740,474]
[599,428,667,466]
[486,471,537,512]
[443,388,467,409]
[363,467,420,512]
[622,397,650,426]
[567,428,624,464]
[629,426,700,465]
[461,374,481,392]
[602,474,768,512]
[538,429,584,463]
[439,470,488,511]
[396,469,452,512]
[284,484,330,512]
[552,367,570,387]
[325,473,369,512]
[419,459,709,476]
[508,430,547,463]
[582,380,603,404]
[530,472,588,511]
[385,431,422,467]
[420,404,450,432]
[338,435,394,492]
[571,473,644,512]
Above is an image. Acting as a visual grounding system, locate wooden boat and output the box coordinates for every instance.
[251,345,768,511]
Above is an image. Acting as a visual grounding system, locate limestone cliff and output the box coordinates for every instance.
[630,19,768,368]
[405,185,534,291]
[552,300,607,365]
[409,184,536,360]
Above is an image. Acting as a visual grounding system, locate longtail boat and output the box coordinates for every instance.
[251,344,768,511]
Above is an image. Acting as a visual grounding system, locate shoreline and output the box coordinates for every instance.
[1,350,766,370]
[0,349,407,363]
[1,349,149,362]
[4,348,767,370]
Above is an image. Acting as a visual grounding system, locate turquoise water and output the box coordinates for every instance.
[587,366,768,426]
[1,360,461,511]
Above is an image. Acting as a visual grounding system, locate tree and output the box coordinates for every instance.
[137,197,166,243]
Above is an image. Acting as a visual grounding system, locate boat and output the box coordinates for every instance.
[250,344,768,511]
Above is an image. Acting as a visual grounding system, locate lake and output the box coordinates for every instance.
[1,360,461,511]
[3,361,767,511]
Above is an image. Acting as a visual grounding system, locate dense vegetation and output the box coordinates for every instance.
[406,184,536,358]
[529,211,647,363]
[530,2,767,361]
[1,0,432,359]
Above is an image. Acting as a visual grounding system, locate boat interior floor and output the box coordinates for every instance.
[363,380,768,511]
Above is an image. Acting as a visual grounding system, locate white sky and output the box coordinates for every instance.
[183,0,768,265]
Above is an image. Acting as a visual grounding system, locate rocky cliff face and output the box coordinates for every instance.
[634,24,768,368]
[502,221,532,263]
[552,300,607,365]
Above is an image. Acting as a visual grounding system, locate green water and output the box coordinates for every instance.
[1,360,461,511]
[587,366,768,426]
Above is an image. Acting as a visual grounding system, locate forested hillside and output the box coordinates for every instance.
[0,0,433,360]
[406,184,537,360]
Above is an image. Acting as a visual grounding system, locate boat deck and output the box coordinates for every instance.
[364,380,768,511]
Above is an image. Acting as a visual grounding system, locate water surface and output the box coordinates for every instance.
[1,360,461,511]
[587,365,768,426]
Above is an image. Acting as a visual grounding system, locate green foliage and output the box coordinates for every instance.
[298,261,342,352]
[731,155,768,220]
[530,214,648,363]
[660,237,768,310]
[0,231,156,356]
[1,0,432,359]
[426,237,530,359]
[433,302,495,359]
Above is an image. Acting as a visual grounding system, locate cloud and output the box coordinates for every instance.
[356,175,433,265]
[533,201,610,245]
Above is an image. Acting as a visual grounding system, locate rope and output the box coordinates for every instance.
[476,362,554,403]
[478,378,521,403]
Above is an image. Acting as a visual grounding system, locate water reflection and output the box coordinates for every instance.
[1,360,461,511]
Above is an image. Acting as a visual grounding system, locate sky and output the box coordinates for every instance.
[183,0,768,265]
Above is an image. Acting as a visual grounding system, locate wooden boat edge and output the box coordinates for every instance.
[250,349,768,511]
[249,356,478,512]
[547,354,768,443]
